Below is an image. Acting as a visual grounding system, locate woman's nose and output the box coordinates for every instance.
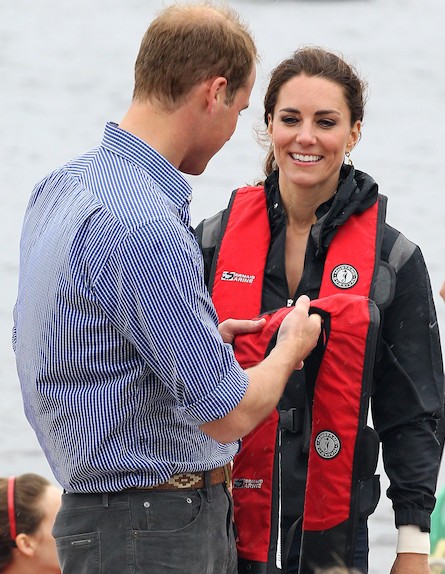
[295,123,316,145]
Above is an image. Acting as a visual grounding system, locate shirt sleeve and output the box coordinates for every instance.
[93,213,249,425]
[373,235,444,531]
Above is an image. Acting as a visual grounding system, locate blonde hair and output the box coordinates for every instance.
[133,2,257,109]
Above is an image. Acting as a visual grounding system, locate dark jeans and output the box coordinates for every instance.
[52,483,236,574]
[286,519,369,574]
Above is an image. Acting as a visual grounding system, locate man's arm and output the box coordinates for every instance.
[201,295,321,443]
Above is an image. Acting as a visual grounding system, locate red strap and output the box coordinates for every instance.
[319,201,379,298]
[303,295,371,530]
[212,186,269,322]
[8,476,17,541]
[233,307,295,561]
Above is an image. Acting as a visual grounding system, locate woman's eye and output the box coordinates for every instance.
[319,119,336,128]
[282,116,298,125]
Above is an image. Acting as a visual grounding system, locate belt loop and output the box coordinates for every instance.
[204,471,213,502]
[102,493,109,508]
[224,464,232,489]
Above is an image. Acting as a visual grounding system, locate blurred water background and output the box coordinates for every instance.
[1,0,444,571]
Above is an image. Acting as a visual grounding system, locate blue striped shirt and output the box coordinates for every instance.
[13,122,248,493]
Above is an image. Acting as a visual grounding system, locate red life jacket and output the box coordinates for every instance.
[209,186,387,573]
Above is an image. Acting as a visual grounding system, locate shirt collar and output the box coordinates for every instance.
[101,122,193,212]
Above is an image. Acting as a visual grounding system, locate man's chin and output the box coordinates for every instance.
[179,162,207,176]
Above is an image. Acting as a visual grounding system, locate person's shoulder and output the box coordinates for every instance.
[195,210,226,249]
[196,182,268,250]
[381,223,421,271]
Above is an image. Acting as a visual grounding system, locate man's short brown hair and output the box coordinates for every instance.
[133,2,257,109]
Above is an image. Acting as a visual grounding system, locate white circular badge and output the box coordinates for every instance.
[314,430,341,459]
[331,264,359,289]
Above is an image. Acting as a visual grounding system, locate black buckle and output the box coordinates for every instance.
[279,408,304,433]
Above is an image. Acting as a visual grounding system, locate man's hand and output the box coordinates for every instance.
[440,280,445,302]
[390,553,430,574]
[275,295,322,371]
[201,294,321,444]
[218,317,266,344]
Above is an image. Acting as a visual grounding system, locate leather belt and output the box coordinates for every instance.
[138,465,231,491]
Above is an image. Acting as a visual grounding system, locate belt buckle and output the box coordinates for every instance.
[167,472,202,489]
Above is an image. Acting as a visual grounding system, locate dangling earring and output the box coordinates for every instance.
[345,151,353,166]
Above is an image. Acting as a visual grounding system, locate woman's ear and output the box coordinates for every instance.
[267,113,274,135]
[347,120,361,152]
[15,532,36,557]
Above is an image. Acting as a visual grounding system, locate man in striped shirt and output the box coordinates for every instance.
[13,3,321,573]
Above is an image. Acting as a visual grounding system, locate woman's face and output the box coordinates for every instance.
[30,485,61,573]
[267,74,361,197]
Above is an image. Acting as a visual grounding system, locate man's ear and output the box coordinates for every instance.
[206,76,228,111]
[15,533,36,557]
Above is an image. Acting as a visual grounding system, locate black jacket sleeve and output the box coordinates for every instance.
[372,227,444,531]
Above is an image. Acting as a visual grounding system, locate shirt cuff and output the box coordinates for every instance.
[397,525,430,554]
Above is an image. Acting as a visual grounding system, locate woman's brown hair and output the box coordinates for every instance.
[0,473,51,570]
[262,46,367,176]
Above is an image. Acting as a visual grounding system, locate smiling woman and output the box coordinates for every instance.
[196,46,443,574]
[266,73,360,207]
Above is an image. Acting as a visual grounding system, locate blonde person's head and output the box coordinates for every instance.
[133,2,257,110]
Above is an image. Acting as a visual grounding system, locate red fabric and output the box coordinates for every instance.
[319,202,378,298]
[233,410,279,561]
[211,186,380,561]
[233,306,294,367]
[8,476,17,541]
[212,186,269,322]
[304,201,379,531]
[232,307,294,560]
[303,295,371,530]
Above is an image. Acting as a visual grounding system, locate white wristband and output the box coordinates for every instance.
[396,525,430,554]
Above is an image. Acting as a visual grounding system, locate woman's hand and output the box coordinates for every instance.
[390,553,430,574]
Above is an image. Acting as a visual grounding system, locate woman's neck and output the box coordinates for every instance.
[278,178,336,229]
[3,556,60,574]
